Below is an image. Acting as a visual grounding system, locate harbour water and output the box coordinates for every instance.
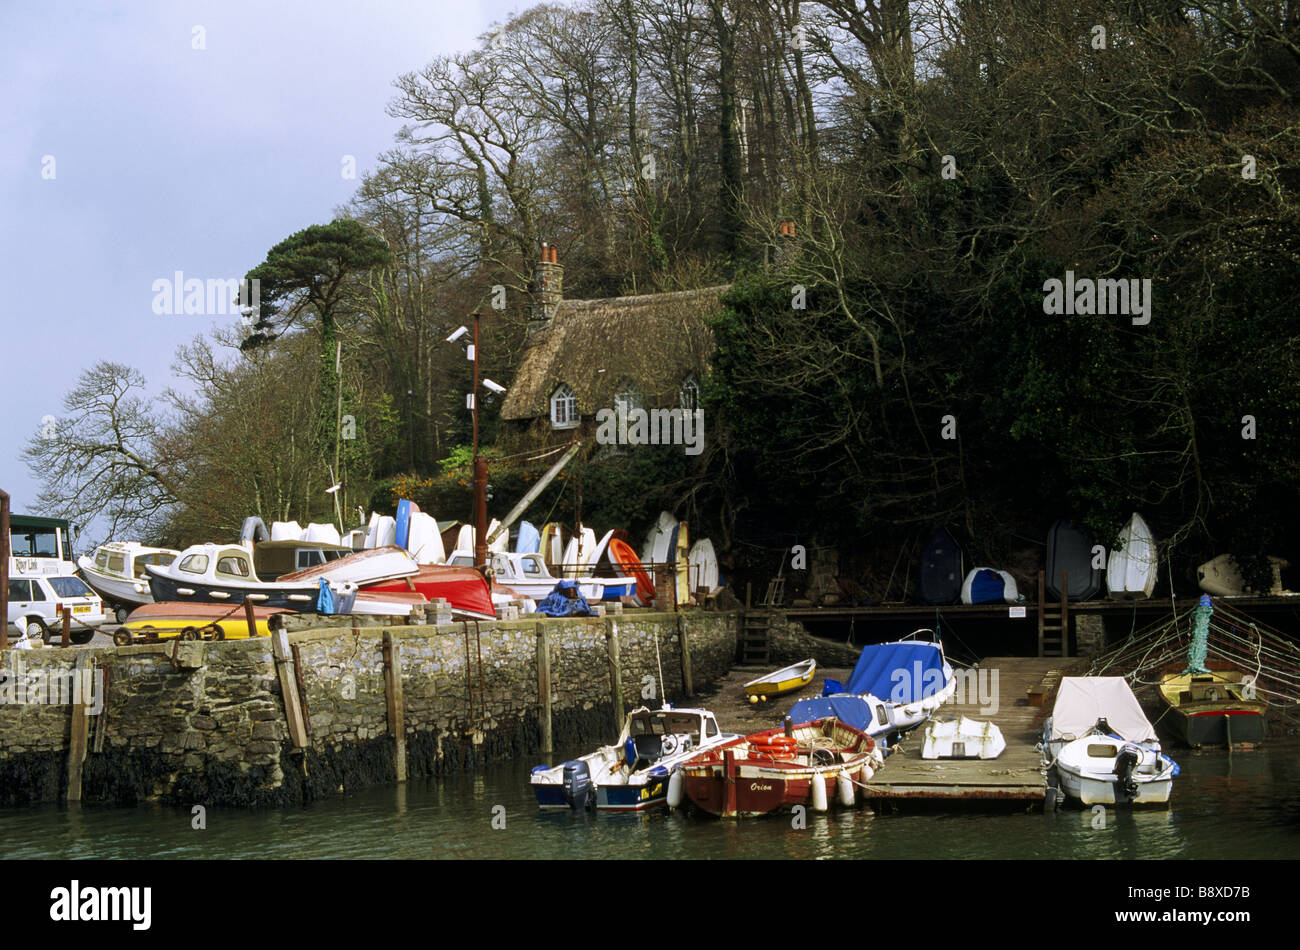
[4,744,1298,860]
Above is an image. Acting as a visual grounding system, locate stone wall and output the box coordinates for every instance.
[0,611,738,807]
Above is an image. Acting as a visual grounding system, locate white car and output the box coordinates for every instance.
[6,575,107,645]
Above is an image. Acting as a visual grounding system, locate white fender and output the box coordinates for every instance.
[667,769,684,809]
[837,771,855,807]
[811,773,828,812]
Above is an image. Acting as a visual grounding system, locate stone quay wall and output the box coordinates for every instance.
[0,611,739,807]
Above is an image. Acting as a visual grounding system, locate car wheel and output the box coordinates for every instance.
[29,619,53,644]
[115,605,130,624]
[71,628,95,645]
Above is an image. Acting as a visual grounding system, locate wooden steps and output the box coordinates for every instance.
[1037,570,1070,658]
[740,610,772,665]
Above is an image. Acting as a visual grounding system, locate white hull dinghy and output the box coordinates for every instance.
[1106,513,1158,598]
[921,717,1006,759]
[1042,676,1179,806]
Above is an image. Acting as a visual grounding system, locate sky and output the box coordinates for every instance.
[0,0,526,518]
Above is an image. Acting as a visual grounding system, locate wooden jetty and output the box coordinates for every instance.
[861,657,1060,807]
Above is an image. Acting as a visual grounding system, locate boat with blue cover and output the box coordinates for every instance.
[530,705,737,811]
[788,631,956,740]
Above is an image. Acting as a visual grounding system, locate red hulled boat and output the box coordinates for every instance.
[362,564,495,620]
[678,718,883,818]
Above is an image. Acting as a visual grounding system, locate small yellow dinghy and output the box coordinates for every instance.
[744,658,817,703]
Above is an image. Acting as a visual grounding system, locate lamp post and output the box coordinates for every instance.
[470,311,488,569]
[451,313,506,571]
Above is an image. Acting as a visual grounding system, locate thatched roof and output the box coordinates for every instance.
[501,285,729,420]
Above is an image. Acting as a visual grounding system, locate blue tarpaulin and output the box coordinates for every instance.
[839,641,947,704]
[317,579,335,614]
[788,695,878,735]
[969,568,1005,604]
[536,580,594,617]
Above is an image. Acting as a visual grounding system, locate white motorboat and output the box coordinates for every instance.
[146,544,419,610]
[1042,676,1178,806]
[530,705,739,811]
[77,542,180,621]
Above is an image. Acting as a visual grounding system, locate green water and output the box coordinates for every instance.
[4,745,1298,860]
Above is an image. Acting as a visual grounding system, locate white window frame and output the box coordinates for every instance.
[680,375,700,413]
[550,384,578,429]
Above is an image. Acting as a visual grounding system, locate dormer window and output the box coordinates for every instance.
[680,375,700,413]
[550,384,578,428]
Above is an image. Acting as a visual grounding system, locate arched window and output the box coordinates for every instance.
[550,384,578,428]
[680,375,700,413]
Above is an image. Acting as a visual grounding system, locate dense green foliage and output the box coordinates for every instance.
[29,2,1300,595]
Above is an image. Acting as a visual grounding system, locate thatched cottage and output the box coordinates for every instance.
[499,247,728,451]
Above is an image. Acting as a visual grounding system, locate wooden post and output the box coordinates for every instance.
[382,630,406,782]
[244,599,257,639]
[61,606,71,647]
[723,748,737,819]
[606,618,624,736]
[272,630,309,748]
[537,622,552,755]
[1060,570,1070,658]
[677,614,693,697]
[66,654,92,802]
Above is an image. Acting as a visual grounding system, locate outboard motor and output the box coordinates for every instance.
[562,760,595,811]
[1114,744,1141,801]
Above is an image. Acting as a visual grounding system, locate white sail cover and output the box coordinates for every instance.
[1049,677,1157,743]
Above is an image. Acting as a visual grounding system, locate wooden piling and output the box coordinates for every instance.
[61,606,71,647]
[272,630,310,748]
[537,623,552,755]
[244,599,257,639]
[382,630,406,782]
[677,614,693,697]
[66,654,92,802]
[606,618,624,735]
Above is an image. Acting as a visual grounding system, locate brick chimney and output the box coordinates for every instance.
[773,220,797,270]
[529,243,563,336]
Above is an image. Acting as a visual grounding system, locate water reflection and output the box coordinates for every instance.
[2,744,1297,860]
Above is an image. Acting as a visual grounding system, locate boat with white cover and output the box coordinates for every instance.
[1041,676,1178,805]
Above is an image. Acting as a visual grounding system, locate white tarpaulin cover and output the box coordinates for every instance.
[1049,677,1157,743]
